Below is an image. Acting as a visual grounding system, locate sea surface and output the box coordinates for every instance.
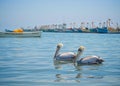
[0,32,120,86]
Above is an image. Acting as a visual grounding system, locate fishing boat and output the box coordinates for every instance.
[0,31,42,37]
[97,27,108,33]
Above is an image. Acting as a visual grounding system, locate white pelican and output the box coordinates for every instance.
[76,46,104,65]
[54,43,104,65]
[54,43,84,62]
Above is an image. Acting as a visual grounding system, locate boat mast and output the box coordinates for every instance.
[107,19,111,27]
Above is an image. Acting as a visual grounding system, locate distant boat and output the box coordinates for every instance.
[0,31,42,37]
[97,27,108,33]
[90,27,108,33]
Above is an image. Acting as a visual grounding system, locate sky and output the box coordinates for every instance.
[0,0,120,30]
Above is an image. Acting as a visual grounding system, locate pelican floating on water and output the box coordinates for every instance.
[54,43,104,65]
[76,47,104,65]
[54,43,84,62]
[54,43,74,62]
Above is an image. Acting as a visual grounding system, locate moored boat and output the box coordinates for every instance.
[97,27,108,33]
[0,31,42,37]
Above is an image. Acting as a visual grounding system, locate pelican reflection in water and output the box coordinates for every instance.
[54,43,104,65]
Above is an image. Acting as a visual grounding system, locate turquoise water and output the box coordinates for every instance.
[0,33,120,86]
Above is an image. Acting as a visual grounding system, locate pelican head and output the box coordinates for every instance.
[78,46,85,52]
[75,46,85,62]
[54,43,63,59]
[57,43,63,49]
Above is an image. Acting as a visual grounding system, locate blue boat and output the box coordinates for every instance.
[97,27,108,33]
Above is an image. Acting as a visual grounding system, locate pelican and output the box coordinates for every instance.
[76,47,104,65]
[54,43,104,65]
[54,43,84,62]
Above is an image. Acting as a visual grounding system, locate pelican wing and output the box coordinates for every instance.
[80,55,100,64]
[56,52,76,61]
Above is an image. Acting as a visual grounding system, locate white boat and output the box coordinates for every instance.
[0,31,42,37]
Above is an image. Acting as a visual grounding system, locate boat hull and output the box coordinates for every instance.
[0,31,42,37]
